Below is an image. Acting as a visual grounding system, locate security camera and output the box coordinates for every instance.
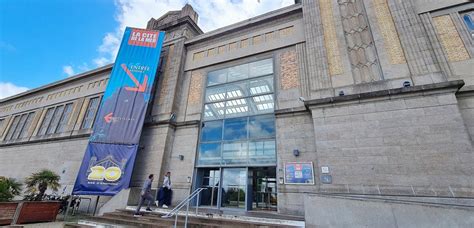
[298,97,306,102]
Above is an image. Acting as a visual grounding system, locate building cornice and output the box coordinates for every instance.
[0,64,113,103]
[305,80,465,108]
[184,3,302,46]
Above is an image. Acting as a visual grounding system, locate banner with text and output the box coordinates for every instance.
[73,27,165,195]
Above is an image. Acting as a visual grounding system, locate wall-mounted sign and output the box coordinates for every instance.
[284,162,315,185]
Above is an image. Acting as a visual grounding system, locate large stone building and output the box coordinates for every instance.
[0,0,473,222]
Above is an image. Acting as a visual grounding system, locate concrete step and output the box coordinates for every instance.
[123,206,304,227]
[104,210,280,227]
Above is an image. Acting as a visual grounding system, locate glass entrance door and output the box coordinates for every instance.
[221,168,247,209]
[198,168,220,207]
[251,167,277,210]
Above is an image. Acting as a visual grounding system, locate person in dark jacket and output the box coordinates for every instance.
[134,174,154,216]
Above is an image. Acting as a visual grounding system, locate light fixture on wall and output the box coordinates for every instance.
[187,176,191,183]
[293,149,300,157]
[403,81,411,87]
[169,113,177,122]
[178,155,184,160]
[339,91,345,96]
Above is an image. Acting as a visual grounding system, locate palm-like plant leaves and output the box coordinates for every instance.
[25,169,60,201]
[0,176,22,202]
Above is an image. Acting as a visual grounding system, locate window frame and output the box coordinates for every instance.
[197,58,277,168]
[81,96,101,130]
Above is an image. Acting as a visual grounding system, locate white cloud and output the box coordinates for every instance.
[0,82,29,99]
[63,65,75,76]
[92,0,294,66]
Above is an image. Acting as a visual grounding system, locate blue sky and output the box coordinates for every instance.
[0,0,293,99]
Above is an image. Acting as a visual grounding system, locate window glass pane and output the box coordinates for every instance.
[224,98,252,119]
[222,141,248,165]
[203,103,224,120]
[249,115,275,139]
[227,63,248,83]
[249,59,273,77]
[207,69,227,86]
[5,116,20,140]
[198,143,221,165]
[47,105,64,134]
[251,94,274,114]
[38,108,55,136]
[19,113,35,139]
[201,120,223,142]
[226,80,248,99]
[248,76,273,95]
[81,97,100,129]
[223,117,247,141]
[56,103,73,133]
[249,140,276,164]
[205,85,227,103]
[12,114,28,140]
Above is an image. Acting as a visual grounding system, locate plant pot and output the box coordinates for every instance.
[0,202,19,225]
[16,201,61,224]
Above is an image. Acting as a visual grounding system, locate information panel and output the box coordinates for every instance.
[284,162,315,184]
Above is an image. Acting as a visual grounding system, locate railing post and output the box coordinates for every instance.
[185,199,190,228]
[196,191,200,214]
[174,214,178,228]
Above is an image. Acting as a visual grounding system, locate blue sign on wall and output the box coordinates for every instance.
[284,162,315,184]
[73,27,165,195]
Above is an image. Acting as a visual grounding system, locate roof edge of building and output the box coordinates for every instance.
[185,3,302,46]
[0,64,113,103]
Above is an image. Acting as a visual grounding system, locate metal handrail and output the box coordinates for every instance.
[162,187,206,228]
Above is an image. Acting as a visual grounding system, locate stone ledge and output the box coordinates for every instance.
[305,80,465,107]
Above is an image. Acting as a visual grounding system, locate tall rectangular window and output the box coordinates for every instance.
[81,97,100,129]
[4,112,36,141]
[56,103,73,133]
[198,59,276,166]
[5,116,20,141]
[38,107,55,136]
[38,103,73,136]
[19,113,35,139]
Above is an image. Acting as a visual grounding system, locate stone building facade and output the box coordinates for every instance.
[0,0,473,217]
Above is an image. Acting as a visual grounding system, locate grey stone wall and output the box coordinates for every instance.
[0,137,89,194]
[309,87,473,197]
[458,93,474,142]
[275,111,317,215]
[304,194,474,227]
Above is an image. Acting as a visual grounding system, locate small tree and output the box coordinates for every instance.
[0,176,22,202]
[25,169,60,201]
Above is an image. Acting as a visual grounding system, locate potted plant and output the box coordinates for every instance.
[24,169,61,201]
[0,177,22,225]
[0,177,22,202]
[13,170,62,224]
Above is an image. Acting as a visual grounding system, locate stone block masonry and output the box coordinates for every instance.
[306,81,473,197]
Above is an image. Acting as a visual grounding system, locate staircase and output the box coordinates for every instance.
[65,208,305,227]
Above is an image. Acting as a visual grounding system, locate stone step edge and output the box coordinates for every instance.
[125,206,305,227]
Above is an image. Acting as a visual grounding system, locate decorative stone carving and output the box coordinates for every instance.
[319,0,344,76]
[280,50,300,90]
[187,70,204,105]
[338,0,382,83]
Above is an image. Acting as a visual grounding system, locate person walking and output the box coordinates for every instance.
[134,174,154,216]
[161,172,172,208]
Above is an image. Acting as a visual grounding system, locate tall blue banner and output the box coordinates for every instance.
[73,27,165,195]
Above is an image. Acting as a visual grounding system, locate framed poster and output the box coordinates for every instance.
[284,162,315,184]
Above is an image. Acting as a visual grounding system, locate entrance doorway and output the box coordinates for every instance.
[195,167,276,211]
[250,167,277,211]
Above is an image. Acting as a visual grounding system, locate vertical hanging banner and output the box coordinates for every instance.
[73,27,165,195]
